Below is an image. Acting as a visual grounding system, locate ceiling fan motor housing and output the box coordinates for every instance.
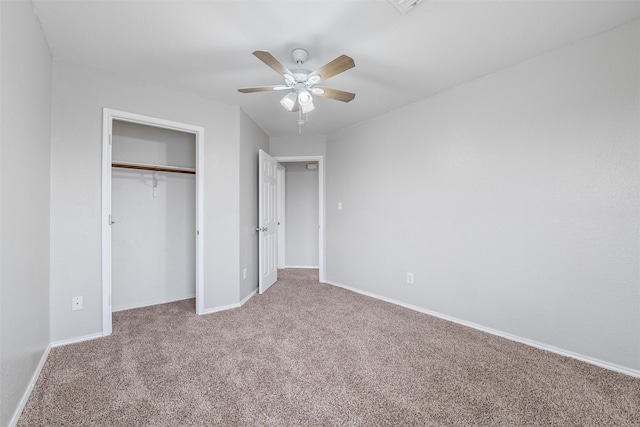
[291,71,310,83]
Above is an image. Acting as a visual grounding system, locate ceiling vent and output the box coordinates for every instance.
[388,0,424,14]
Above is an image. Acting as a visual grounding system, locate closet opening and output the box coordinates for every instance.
[102,109,205,336]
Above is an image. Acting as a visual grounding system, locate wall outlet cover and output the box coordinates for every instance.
[72,296,83,311]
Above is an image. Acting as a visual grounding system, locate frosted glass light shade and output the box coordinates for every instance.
[280,92,297,111]
[301,101,315,114]
[297,88,313,106]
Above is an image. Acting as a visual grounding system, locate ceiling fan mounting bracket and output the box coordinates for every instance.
[291,48,309,66]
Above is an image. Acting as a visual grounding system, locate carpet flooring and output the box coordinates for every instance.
[19,269,640,426]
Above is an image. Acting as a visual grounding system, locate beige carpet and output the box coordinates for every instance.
[19,269,640,426]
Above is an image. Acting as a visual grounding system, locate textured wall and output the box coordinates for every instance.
[326,21,639,372]
[0,1,52,424]
[269,135,326,157]
[50,60,241,342]
[239,111,269,301]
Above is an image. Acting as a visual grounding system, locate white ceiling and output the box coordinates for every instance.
[33,0,639,137]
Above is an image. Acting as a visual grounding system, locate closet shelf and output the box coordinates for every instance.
[112,161,195,175]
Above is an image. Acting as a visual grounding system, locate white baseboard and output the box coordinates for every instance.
[283,265,319,269]
[112,294,196,312]
[324,280,640,379]
[56,292,249,345]
[200,289,257,315]
[9,343,52,427]
[52,332,104,348]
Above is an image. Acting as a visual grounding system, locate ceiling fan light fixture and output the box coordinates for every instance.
[297,88,313,107]
[280,91,297,111]
[301,101,315,114]
[238,49,356,133]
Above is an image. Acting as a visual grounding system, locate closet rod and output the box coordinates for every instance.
[112,162,195,175]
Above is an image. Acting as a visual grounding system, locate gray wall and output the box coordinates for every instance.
[50,59,243,342]
[270,135,326,157]
[239,110,269,300]
[326,21,639,372]
[283,162,319,267]
[0,1,52,425]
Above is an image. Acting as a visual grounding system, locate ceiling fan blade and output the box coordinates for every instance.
[238,85,289,93]
[252,50,293,77]
[308,55,355,83]
[314,87,356,103]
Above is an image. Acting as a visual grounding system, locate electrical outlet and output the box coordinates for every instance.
[72,296,83,311]
[243,268,247,279]
[406,272,414,284]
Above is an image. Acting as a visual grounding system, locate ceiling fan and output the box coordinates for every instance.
[238,48,355,130]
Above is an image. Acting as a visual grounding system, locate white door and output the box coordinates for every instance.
[259,149,278,293]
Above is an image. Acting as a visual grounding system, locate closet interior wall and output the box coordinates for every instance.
[111,120,196,311]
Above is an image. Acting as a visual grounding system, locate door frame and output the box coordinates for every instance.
[101,108,205,336]
[276,164,286,269]
[273,155,325,282]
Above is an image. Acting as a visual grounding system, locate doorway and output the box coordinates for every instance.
[101,109,205,336]
[273,155,325,283]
